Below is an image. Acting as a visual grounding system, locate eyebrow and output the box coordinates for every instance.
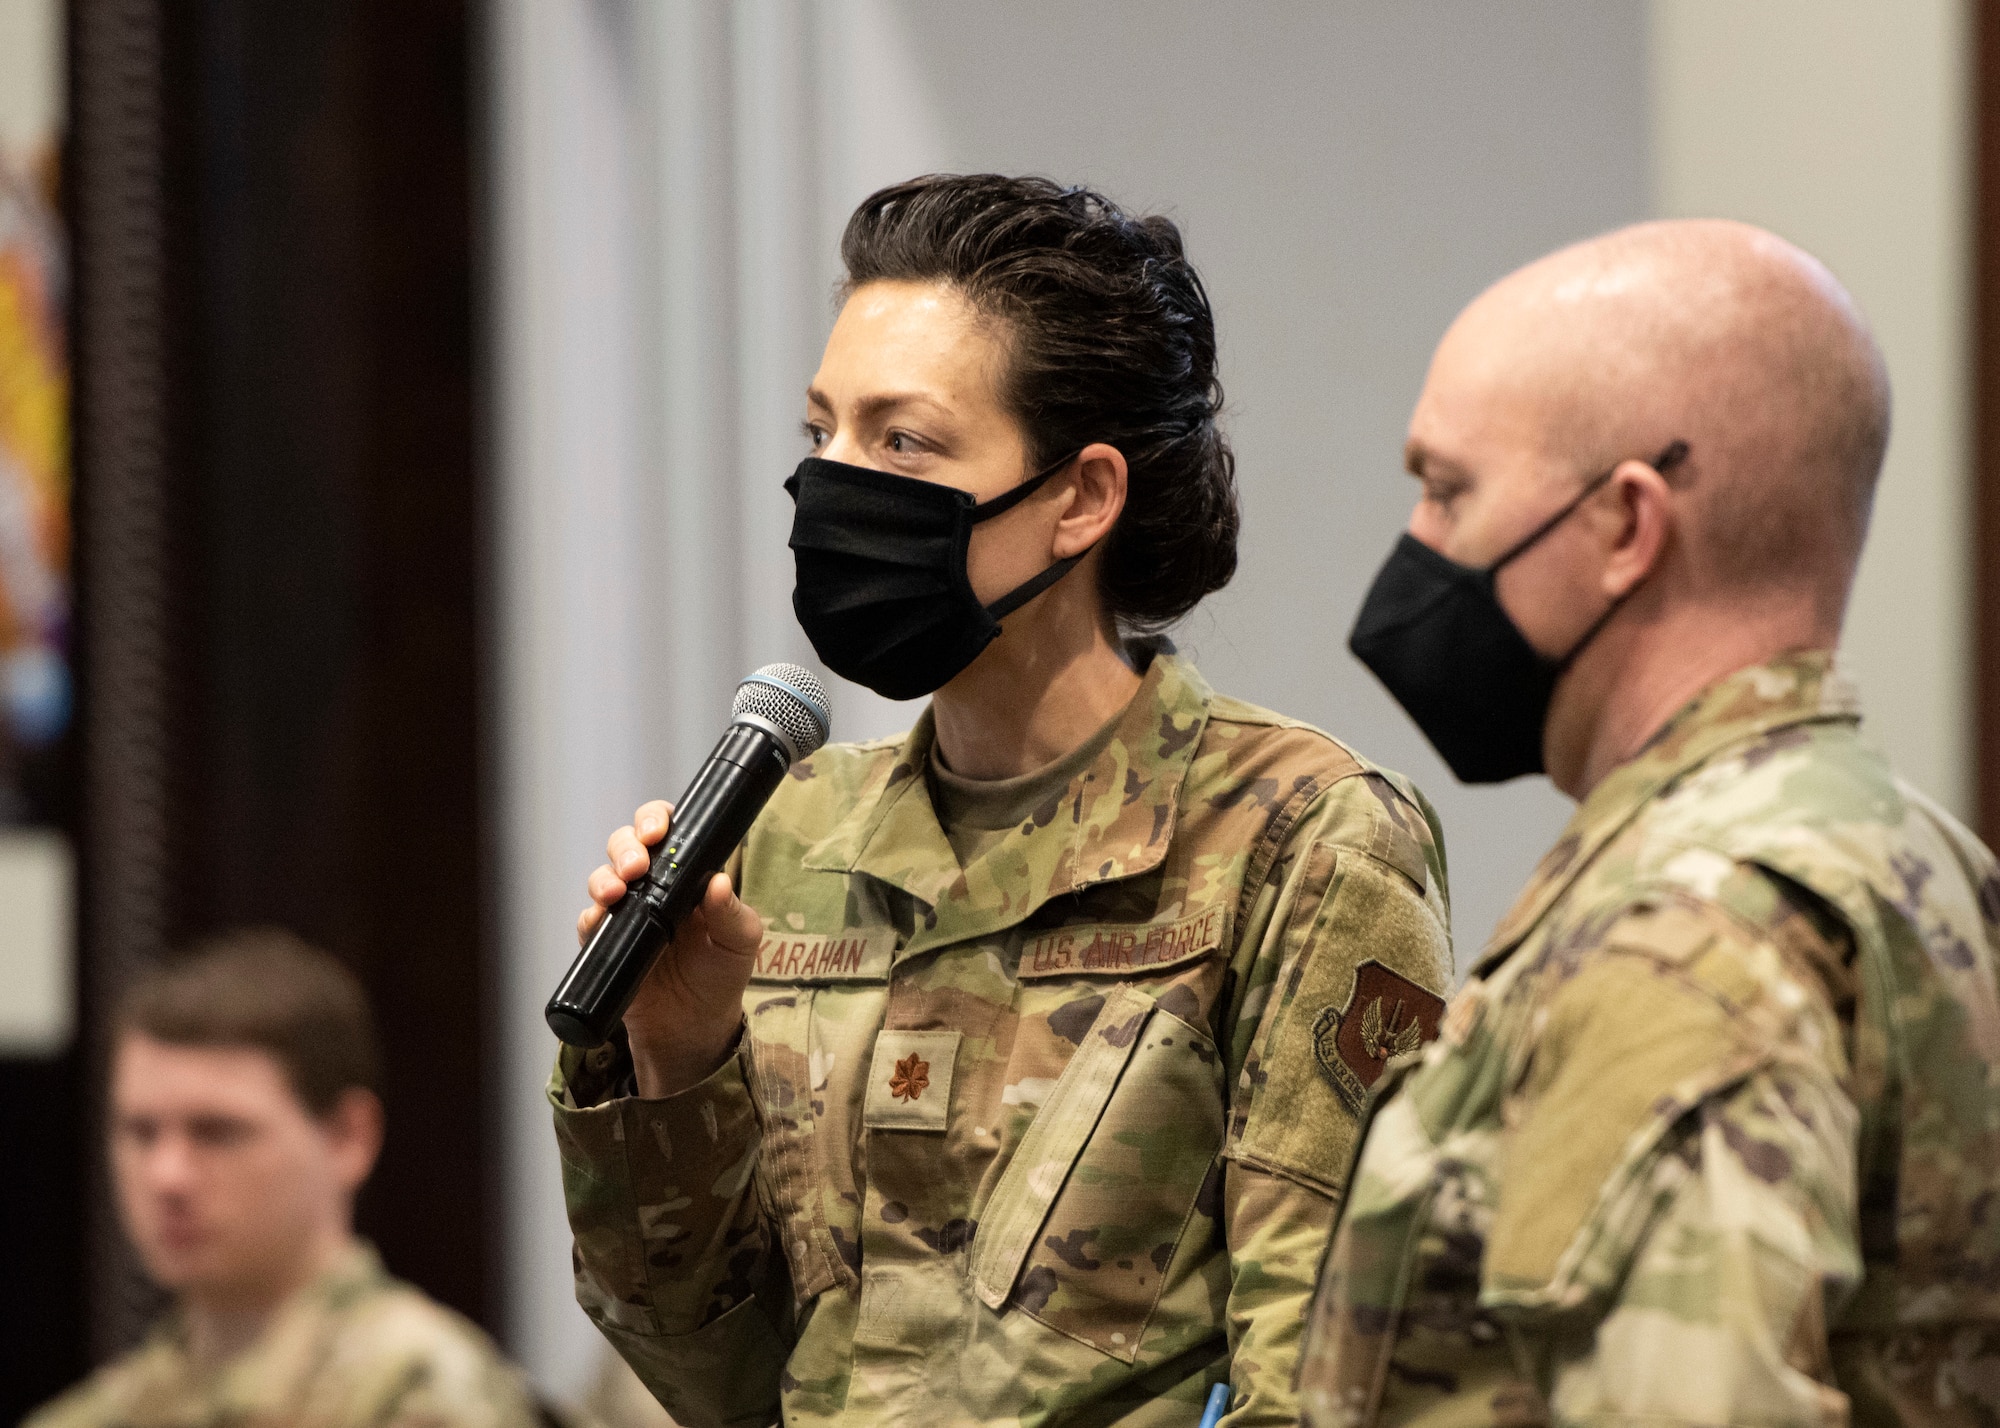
[804,387,952,425]
[1404,439,1470,483]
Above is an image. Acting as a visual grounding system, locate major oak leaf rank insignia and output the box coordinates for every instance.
[1312,959,1447,1114]
[888,1052,930,1102]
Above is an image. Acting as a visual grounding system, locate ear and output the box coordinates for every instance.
[1052,442,1128,558]
[322,1087,384,1196]
[1599,456,1674,599]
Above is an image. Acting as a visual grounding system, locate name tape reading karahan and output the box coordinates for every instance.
[749,928,895,983]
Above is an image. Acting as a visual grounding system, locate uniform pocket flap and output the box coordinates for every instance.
[969,984,1154,1310]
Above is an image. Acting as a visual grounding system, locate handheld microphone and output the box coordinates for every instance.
[545,664,831,1048]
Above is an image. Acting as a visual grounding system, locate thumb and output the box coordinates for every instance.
[704,873,764,958]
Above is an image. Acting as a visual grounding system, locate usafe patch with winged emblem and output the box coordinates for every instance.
[1312,959,1447,1114]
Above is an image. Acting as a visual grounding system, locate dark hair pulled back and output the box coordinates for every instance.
[840,174,1238,632]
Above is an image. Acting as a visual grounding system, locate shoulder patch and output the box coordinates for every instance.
[1312,960,1446,1114]
[1484,925,1770,1301]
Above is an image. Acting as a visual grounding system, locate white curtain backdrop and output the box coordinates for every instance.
[493,0,948,1391]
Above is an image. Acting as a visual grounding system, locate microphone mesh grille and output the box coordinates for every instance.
[733,663,832,758]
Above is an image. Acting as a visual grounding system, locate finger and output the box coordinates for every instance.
[703,873,765,956]
[634,800,673,844]
[577,903,605,943]
[587,864,629,908]
[607,828,650,880]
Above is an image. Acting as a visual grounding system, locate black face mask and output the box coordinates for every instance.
[785,452,1085,700]
[1348,441,1688,784]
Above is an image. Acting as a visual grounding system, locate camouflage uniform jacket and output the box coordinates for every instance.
[24,1241,546,1428]
[1297,651,2000,1427]
[551,652,1454,1427]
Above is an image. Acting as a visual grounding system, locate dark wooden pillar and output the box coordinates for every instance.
[169,0,491,1328]
[58,0,492,1381]
[71,0,183,1366]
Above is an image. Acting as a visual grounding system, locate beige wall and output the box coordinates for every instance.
[0,0,60,161]
[1650,0,1973,814]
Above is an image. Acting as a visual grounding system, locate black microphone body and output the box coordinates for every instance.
[544,724,787,1047]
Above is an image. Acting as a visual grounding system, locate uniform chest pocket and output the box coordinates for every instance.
[969,984,1226,1362]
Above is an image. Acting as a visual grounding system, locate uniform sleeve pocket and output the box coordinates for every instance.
[970,985,1226,1362]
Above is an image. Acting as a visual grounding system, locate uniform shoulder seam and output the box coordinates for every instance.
[1202,695,1384,784]
[792,734,909,775]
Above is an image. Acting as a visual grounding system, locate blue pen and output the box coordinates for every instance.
[1197,1381,1231,1428]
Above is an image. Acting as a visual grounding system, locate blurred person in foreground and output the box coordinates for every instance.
[555,174,1454,1426]
[29,928,548,1428]
[1297,219,2000,1426]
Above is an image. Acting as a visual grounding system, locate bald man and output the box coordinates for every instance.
[1295,220,2000,1427]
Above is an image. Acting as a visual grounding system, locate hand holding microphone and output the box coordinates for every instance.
[548,665,831,1093]
[580,809,765,1096]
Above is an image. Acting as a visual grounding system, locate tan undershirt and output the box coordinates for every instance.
[927,707,1124,869]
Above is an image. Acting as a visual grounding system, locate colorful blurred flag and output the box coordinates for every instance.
[0,147,69,762]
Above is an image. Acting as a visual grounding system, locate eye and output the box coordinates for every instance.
[1421,474,1467,511]
[188,1116,256,1149]
[885,429,934,456]
[801,420,828,450]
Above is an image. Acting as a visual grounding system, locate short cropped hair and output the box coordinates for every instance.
[841,173,1239,633]
[116,927,381,1116]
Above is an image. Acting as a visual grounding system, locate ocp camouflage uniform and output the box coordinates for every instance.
[551,651,1454,1426]
[25,1242,547,1428]
[1297,651,2000,1427]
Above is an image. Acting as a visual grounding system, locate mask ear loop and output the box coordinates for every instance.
[969,449,1097,620]
[984,551,1088,620]
[1543,440,1693,670]
[1488,468,1616,574]
[968,448,1085,523]
[1491,440,1690,574]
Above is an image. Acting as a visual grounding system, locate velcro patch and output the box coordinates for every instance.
[863,1029,961,1131]
[1312,960,1447,1115]
[1016,905,1224,979]
[748,927,894,983]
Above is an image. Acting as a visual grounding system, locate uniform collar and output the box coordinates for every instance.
[1473,649,1860,976]
[145,1240,389,1393]
[803,651,1213,954]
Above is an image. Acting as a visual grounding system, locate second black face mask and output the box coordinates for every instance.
[1348,532,1560,783]
[785,453,1083,701]
[1348,441,1688,784]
